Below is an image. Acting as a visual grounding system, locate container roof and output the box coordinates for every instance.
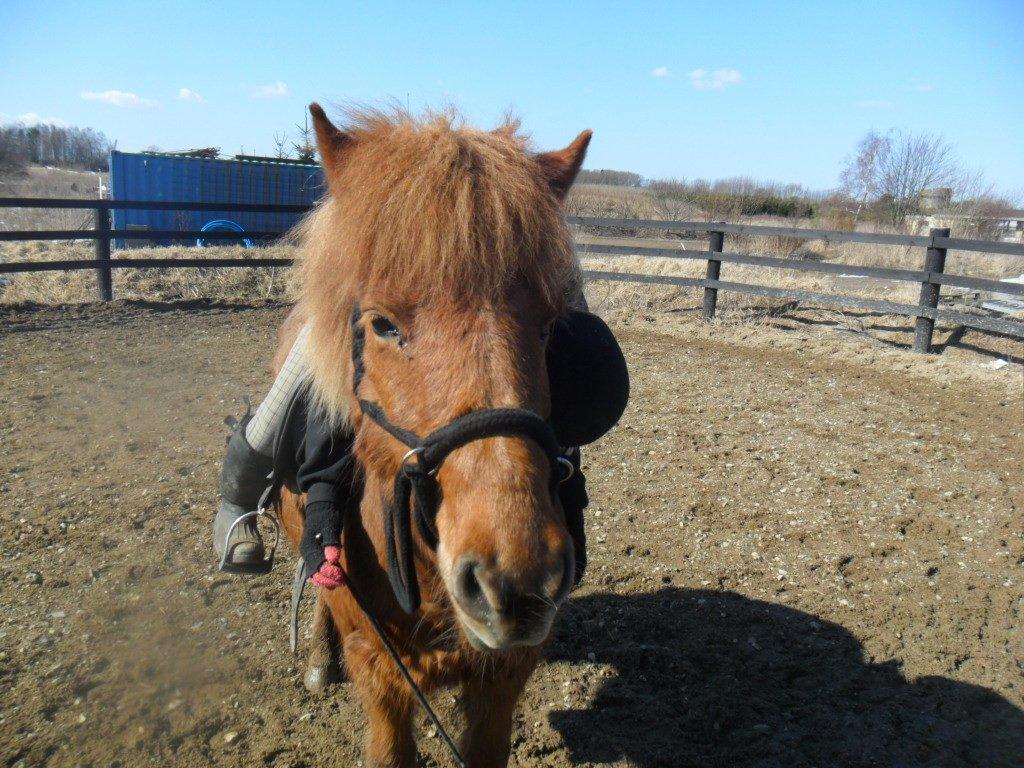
[113,149,320,169]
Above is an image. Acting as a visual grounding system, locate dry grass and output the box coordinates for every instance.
[0,167,106,232]
[574,220,1024,321]
[718,219,1024,280]
[0,242,294,303]
[564,183,1024,319]
[565,184,661,219]
[577,253,919,319]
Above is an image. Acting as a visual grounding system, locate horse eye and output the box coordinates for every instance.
[371,315,403,342]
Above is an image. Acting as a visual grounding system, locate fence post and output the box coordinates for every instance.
[701,229,725,320]
[912,227,950,353]
[94,203,112,301]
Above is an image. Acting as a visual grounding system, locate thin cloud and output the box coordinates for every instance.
[911,84,934,93]
[689,67,742,91]
[80,89,159,108]
[176,87,204,103]
[248,81,289,98]
[651,66,671,78]
[856,99,894,109]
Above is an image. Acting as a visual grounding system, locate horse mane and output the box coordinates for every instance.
[296,106,582,424]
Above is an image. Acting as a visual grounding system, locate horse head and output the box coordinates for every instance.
[299,103,591,651]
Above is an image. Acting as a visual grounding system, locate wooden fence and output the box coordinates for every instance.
[1,197,1023,353]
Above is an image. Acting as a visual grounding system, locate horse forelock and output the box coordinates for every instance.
[297,107,581,425]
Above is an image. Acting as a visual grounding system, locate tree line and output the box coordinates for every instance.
[0,122,113,173]
[646,177,818,221]
[575,130,1018,229]
[576,169,644,187]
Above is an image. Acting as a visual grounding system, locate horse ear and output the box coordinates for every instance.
[309,102,352,177]
[536,130,592,199]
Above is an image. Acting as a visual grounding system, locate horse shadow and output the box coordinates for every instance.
[546,588,1024,767]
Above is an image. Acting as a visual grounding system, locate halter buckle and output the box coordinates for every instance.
[401,446,437,478]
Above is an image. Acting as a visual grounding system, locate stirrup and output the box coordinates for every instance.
[218,502,280,576]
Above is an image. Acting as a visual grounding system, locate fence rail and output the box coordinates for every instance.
[1,197,1022,351]
[568,215,1024,256]
[0,229,288,242]
[0,197,312,213]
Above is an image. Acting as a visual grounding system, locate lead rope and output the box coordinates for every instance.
[340,566,467,768]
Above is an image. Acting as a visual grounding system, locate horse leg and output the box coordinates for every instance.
[303,591,343,693]
[343,634,416,768]
[459,657,536,768]
[363,689,415,768]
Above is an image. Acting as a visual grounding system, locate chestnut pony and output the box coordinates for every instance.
[275,103,591,768]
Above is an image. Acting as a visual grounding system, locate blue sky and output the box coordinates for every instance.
[2,0,1021,193]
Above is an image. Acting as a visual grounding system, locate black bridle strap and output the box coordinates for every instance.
[361,398,562,472]
[358,399,421,447]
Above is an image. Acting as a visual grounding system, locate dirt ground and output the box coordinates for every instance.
[1,300,1022,768]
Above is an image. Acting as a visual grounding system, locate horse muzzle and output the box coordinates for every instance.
[446,545,573,651]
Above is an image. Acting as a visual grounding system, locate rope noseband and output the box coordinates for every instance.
[350,304,572,613]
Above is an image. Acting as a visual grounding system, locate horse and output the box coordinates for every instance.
[275,102,592,768]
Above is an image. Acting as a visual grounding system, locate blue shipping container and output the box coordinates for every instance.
[109,150,325,247]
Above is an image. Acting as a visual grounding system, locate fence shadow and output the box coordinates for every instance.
[547,588,1024,767]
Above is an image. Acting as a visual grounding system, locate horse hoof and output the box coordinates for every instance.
[304,663,339,694]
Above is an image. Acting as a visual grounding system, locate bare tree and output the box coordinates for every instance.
[879,132,958,225]
[0,128,28,174]
[647,179,695,221]
[839,131,888,223]
[272,131,290,160]
[293,115,317,162]
[841,130,958,226]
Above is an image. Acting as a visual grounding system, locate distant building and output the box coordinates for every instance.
[919,187,952,213]
[907,188,1024,243]
[994,210,1024,242]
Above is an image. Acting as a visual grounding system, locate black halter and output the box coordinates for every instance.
[350,305,571,613]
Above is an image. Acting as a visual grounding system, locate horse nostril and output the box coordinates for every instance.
[456,556,484,608]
